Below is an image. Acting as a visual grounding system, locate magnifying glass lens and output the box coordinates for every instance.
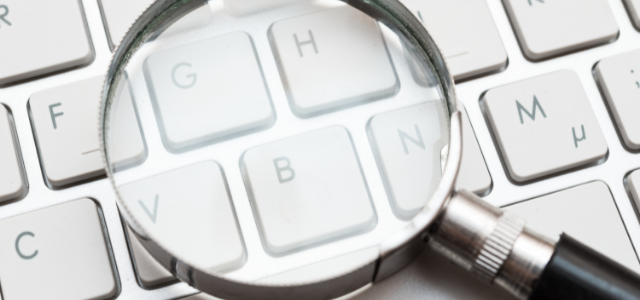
[103,0,452,294]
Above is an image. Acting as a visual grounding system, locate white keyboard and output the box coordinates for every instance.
[0,0,639,299]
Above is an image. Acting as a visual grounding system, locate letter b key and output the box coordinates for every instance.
[241,126,375,255]
[483,70,608,182]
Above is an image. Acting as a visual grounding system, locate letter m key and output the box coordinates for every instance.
[516,95,547,124]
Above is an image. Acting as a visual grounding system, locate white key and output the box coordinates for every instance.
[401,0,507,81]
[269,6,398,117]
[124,225,176,288]
[502,0,618,60]
[0,198,118,300]
[98,0,211,50]
[626,0,640,30]
[368,102,448,219]
[119,161,246,272]
[483,70,608,182]
[29,76,145,188]
[627,169,640,209]
[222,0,309,16]
[457,108,492,195]
[145,31,275,151]
[242,126,376,255]
[594,49,640,150]
[0,105,27,203]
[0,0,93,85]
[505,181,640,274]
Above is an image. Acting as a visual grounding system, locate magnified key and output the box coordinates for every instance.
[368,102,448,220]
[269,6,398,117]
[118,161,246,272]
[144,31,275,152]
[241,126,376,255]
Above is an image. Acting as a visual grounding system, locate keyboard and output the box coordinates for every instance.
[0,0,639,299]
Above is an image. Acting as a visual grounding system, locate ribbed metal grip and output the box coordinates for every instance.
[428,190,555,300]
[472,212,525,283]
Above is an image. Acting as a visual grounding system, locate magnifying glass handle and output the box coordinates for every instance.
[531,233,640,300]
[428,190,640,300]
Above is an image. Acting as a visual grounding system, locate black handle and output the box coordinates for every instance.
[529,233,640,300]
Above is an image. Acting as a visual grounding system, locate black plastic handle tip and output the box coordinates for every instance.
[529,233,640,300]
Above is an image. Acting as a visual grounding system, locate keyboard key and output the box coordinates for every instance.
[269,6,398,117]
[0,0,93,85]
[505,181,640,274]
[595,49,640,150]
[0,198,119,300]
[29,76,145,188]
[401,0,507,81]
[626,169,640,207]
[119,161,246,272]
[124,225,176,288]
[98,0,211,50]
[457,108,492,195]
[242,126,376,254]
[0,105,27,203]
[626,0,640,30]
[368,102,448,219]
[144,31,275,151]
[483,70,607,182]
[502,0,618,60]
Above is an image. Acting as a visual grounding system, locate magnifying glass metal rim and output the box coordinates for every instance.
[99,0,461,298]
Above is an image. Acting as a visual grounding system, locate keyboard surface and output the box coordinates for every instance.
[0,0,639,299]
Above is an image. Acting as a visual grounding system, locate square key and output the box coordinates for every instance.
[0,199,118,300]
[118,161,246,272]
[483,70,608,182]
[29,76,146,188]
[401,0,508,81]
[144,31,275,151]
[368,102,449,220]
[502,0,618,60]
[241,126,376,255]
[594,49,640,150]
[269,6,398,117]
[0,105,27,203]
[0,0,93,85]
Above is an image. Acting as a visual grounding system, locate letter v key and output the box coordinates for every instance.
[139,195,159,223]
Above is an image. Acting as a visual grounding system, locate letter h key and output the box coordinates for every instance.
[483,70,608,182]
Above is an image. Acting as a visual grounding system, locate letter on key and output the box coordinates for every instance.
[269,6,398,116]
[29,76,146,188]
[118,161,246,272]
[483,70,608,182]
[242,126,376,254]
[0,199,118,300]
[144,31,275,151]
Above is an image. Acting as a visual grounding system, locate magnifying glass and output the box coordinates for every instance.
[99,1,640,299]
